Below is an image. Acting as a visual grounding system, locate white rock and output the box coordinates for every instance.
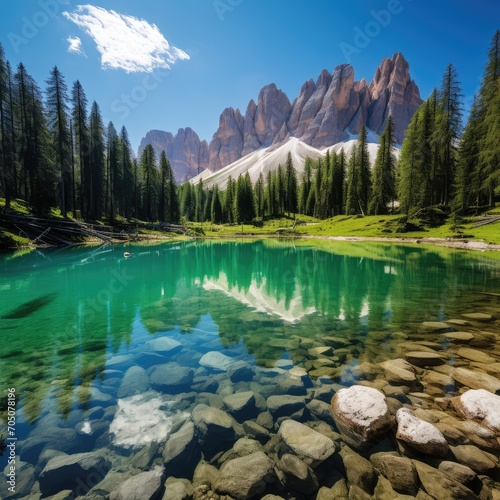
[330,386,393,448]
[396,408,449,457]
[452,389,500,434]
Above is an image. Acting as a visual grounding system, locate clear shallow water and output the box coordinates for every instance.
[0,240,499,497]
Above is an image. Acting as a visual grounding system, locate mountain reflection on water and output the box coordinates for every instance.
[0,239,499,424]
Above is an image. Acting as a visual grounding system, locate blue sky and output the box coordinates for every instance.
[0,1,498,151]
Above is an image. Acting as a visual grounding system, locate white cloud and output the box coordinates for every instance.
[66,36,86,57]
[63,5,190,73]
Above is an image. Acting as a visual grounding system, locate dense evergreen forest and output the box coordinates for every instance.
[0,43,179,223]
[0,32,498,227]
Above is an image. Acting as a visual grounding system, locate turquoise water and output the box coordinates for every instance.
[0,240,499,496]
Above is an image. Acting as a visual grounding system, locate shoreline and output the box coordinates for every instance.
[3,232,500,254]
[201,233,500,252]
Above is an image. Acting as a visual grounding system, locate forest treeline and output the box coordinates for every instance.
[180,31,500,224]
[0,32,498,226]
[0,43,178,223]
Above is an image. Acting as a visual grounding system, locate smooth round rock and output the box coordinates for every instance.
[452,389,500,433]
[330,386,393,449]
[396,408,449,457]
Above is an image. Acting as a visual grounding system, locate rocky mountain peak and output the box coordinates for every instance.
[140,53,422,180]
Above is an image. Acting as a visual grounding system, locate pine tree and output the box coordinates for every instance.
[194,179,205,222]
[332,149,346,215]
[418,91,438,207]
[46,66,71,217]
[29,81,57,214]
[346,126,371,215]
[203,187,213,222]
[398,111,420,214]
[254,172,264,218]
[224,176,235,223]
[479,83,500,206]
[453,97,481,212]
[140,144,157,221]
[0,43,11,207]
[315,157,331,219]
[476,31,500,207]
[119,127,134,219]
[276,165,285,216]
[180,182,194,221]
[369,116,396,215]
[106,122,120,220]
[313,159,323,218]
[433,64,463,205]
[5,62,17,201]
[345,148,358,215]
[158,150,169,222]
[211,184,223,223]
[299,158,313,214]
[284,152,298,216]
[234,173,255,223]
[71,80,89,218]
[357,126,371,215]
[167,159,179,223]
[88,102,104,220]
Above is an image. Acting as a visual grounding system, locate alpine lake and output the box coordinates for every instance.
[0,239,499,499]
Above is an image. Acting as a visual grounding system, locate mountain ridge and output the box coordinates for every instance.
[138,52,421,182]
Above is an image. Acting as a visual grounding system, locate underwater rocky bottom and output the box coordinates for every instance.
[2,309,500,500]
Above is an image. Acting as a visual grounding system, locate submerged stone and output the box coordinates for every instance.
[340,449,376,494]
[279,453,319,495]
[267,395,306,418]
[109,466,165,500]
[412,460,479,500]
[149,363,194,392]
[330,385,393,449]
[396,408,449,457]
[442,331,475,343]
[438,461,476,485]
[421,321,451,331]
[278,420,335,468]
[452,367,500,394]
[450,444,497,473]
[405,351,445,367]
[117,366,150,398]
[215,452,276,499]
[456,347,496,364]
[370,453,418,494]
[461,312,495,322]
[223,391,257,420]
[199,351,236,371]
[147,337,182,354]
[39,452,111,497]
[452,389,500,433]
